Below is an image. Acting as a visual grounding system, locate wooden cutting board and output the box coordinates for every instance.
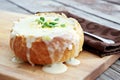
[0,11,119,80]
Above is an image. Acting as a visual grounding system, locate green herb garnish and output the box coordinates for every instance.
[54,18,59,21]
[42,22,49,28]
[35,17,66,28]
[42,22,57,28]
[61,24,66,27]
[49,22,57,25]
[35,17,45,24]
[40,17,45,23]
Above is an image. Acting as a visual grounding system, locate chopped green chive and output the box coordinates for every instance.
[49,22,57,25]
[49,22,57,28]
[35,17,66,28]
[42,22,49,28]
[61,24,66,27]
[54,18,59,21]
[40,17,45,22]
[42,22,57,28]
[35,17,45,24]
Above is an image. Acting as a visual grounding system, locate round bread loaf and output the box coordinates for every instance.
[10,12,84,65]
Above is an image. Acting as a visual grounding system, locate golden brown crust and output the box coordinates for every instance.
[10,32,83,65]
[10,36,77,64]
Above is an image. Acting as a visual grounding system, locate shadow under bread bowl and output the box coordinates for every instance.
[10,12,84,74]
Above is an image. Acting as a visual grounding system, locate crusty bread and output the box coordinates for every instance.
[10,12,84,65]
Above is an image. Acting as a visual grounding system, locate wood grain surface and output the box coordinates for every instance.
[6,0,120,30]
[0,0,30,14]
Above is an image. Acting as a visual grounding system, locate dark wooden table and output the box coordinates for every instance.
[0,0,120,80]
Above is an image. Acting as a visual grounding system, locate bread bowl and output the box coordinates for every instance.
[10,12,84,73]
